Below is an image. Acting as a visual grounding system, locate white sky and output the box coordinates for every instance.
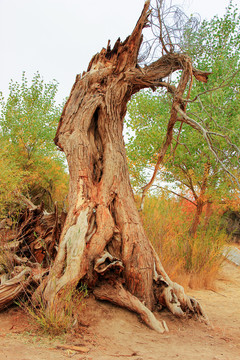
[0,0,233,104]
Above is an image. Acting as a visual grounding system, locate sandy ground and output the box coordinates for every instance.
[0,260,239,360]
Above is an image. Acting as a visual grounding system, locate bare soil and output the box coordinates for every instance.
[0,260,239,360]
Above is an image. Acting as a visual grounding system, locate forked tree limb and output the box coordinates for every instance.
[138,65,238,209]
[138,56,207,210]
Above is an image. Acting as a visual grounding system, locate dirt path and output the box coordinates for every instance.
[0,260,239,360]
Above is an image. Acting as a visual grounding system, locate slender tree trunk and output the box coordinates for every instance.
[204,201,213,229]
[41,1,210,331]
[189,161,211,237]
[189,199,205,237]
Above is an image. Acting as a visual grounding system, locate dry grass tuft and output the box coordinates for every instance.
[18,284,88,336]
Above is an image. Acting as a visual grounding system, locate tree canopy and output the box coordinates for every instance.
[126,3,240,208]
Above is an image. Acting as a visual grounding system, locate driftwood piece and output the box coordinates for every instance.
[0,267,32,309]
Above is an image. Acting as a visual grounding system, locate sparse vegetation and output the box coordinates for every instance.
[18,284,88,336]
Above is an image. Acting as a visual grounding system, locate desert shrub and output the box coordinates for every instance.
[141,195,227,289]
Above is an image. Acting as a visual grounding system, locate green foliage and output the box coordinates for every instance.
[0,72,69,218]
[126,88,172,190]
[183,1,240,183]
[0,72,62,158]
[127,3,240,202]
[0,138,28,216]
[175,3,240,198]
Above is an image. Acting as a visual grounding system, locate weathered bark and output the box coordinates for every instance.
[41,1,209,331]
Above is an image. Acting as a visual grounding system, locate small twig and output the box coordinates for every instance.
[210,290,227,298]
[183,69,240,103]
[56,344,89,353]
[108,352,139,358]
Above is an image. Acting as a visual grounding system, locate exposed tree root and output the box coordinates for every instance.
[152,248,209,325]
[94,282,169,333]
[92,250,209,331]
[0,201,209,331]
[154,275,209,324]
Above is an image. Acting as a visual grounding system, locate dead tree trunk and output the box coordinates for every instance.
[42,1,210,331]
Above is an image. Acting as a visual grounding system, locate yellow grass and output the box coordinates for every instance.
[141,195,227,289]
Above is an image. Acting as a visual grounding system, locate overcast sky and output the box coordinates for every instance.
[0,0,233,103]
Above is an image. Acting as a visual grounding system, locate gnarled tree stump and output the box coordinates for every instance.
[41,1,209,331]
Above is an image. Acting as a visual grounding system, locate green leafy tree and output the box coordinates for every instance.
[126,3,240,234]
[0,72,68,218]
